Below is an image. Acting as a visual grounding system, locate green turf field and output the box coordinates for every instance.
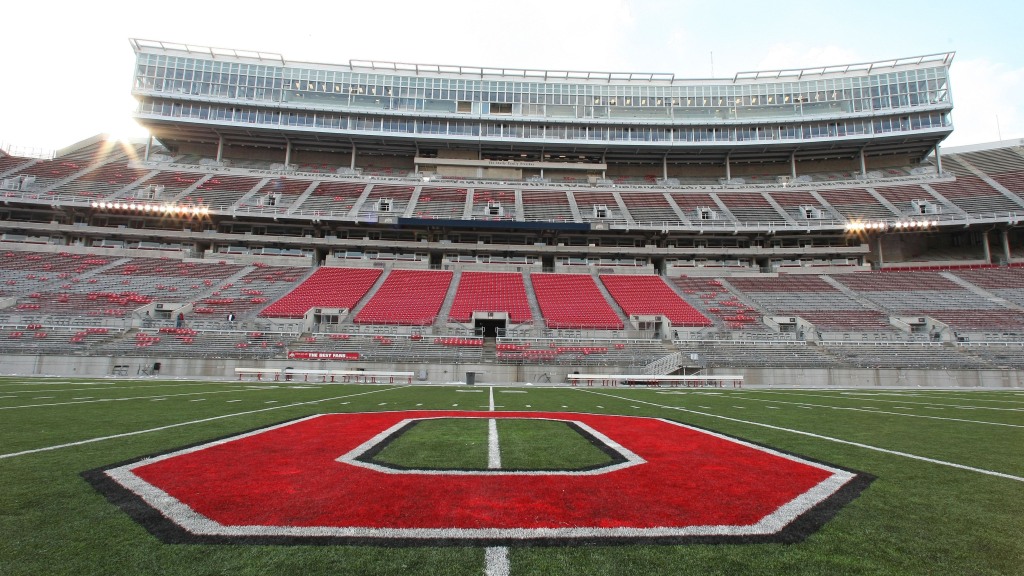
[1,376,1022,575]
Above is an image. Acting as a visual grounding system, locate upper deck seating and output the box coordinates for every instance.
[929,175,1023,214]
[715,192,785,223]
[448,271,532,323]
[470,188,516,220]
[297,181,367,216]
[530,273,623,329]
[118,170,205,201]
[618,192,683,226]
[818,188,897,220]
[259,267,381,318]
[599,274,711,327]
[184,175,264,209]
[769,190,836,221]
[360,184,415,218]
[353,269,453,325]
[521,189,574,222]
[573,191,627,223]
[50,163,152,200]
[411,187,468,219]
[237,177,311,212]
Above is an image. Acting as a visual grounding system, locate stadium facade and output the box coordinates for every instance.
[1,39,1023,386]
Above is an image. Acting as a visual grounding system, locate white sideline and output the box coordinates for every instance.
[719,395,1024,428]
[0,387,270,410]
[0,386,408,460]
[581,389,1024,483]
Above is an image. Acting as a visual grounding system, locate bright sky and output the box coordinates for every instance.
[3,0,1022,153]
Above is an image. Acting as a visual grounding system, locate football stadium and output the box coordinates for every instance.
[1,39,1022,575]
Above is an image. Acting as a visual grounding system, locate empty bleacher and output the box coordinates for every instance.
[618,192,683,226]
[353,269,453,325]
[530,273,623,330]
[184,175,264,209]
[716,192,785,223]
[832,270,1024,332]
[448,271,532,323]
[360,184,415,218]
[573,190,627,223]
[470,188,516,220]
[259,267,380,318]
[817,187,897,220]
[495,337,670,367]
[521,189,574,222]
[599,274,711,327]
[768,190,835,221]
[727,275,895,333]
[669,277,768,333]
[295,181,367,217]
[50,163,151,200]
[119,170,205,201]
[411,187,468,219]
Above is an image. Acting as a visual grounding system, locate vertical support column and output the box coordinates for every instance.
[350,145,357,170]
[662,156,668,181]
[874,235,885,269]
[724,153,731,181]
[982,230,992,263]
[143,135,152,162]
[859,148,867,178]
[790,151,797,179]
[284,139,292,167]
[215,135,224,163]
[1001,228,1012,264]
[934,144,943,175]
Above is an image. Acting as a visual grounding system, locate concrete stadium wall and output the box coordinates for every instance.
[1,354,1022,388]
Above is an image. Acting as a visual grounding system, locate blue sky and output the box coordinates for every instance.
[2,0,1020,152]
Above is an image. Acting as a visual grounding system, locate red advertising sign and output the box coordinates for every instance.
[286,351,360,360]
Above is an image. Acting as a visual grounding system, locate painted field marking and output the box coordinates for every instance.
[749,390,1024,412]
[485,387,508,576]
[580,389,1024,483]
[5,382,240,394]
[0,388,271,411]
[726,396,1024,429]
[0,386,409,460]
[226,400,242,403]
[190,399,206,402]
[485,546,510,576]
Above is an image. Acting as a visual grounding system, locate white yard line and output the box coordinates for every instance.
[488,419,501,470]
[484,546,510,576]
[727,395,1024,428]
[484,385,509,576]
[580,389,1024,483]
[0,388,275,411]
[0,386,408,460]
[747,390,1024,412]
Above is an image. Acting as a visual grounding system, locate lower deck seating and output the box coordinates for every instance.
[530,273,623,330]
[260,267,380,318]
[600,274,711,327]
[354,269,453,325]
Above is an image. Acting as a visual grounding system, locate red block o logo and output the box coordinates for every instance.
[84,411,872,545]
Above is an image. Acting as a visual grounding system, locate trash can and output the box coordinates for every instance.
[466,372,475,386]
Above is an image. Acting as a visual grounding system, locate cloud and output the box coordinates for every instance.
[943,57,1024,147]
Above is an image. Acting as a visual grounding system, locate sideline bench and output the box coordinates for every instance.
[568,374,743,388]
[235,368,283,381]
[234,368,414,384]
